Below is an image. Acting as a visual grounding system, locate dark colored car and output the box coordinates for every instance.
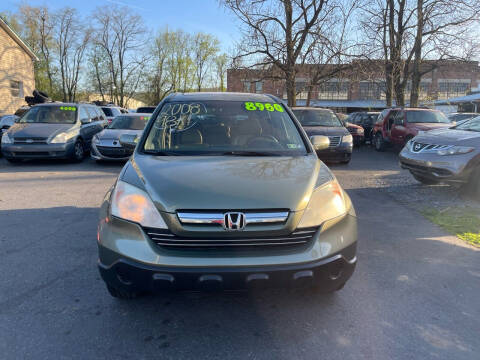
[348,112,379,143]
[136,106,156,113]
[292,107,353,163]
[372,108,451,151]
[91,113,150,161]
[1,103,106,163]
[399,116,480,194]
[101,106,128,124]
[97,92,357,298]
[338,116,365,146]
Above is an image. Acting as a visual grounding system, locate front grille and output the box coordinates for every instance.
[13,137,48,144]
[328,136,341,148]
[96,146,130,158]
[144,227,318,249]
[411,142,449,153]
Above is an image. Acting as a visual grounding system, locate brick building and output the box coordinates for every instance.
[0,16,38,116]
[227,60,480,112]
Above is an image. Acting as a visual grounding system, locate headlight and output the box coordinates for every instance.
[437,146,474,156]
[50,130,77,144]
[405,139,414,151]
[342,134,353,143]
[297,178,348,229]
[1,133,12,144]
[110,180,167,228]
[297,162,350,229]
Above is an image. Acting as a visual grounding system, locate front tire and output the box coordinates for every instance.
[72,140,85,162]
[374,133,386,151]
[412,173,439,185]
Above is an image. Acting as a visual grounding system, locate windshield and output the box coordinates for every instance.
[108,115,149,130]
[448,113,476,122]
[454,116,480,132]
[18,106,77,124]
[143,100,307,155]
[292,109,343,127]
[102,108,114,117]
[406,110,449,124]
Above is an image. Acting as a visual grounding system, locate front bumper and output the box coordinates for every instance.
[399,148,477,183]
[91,142,131,161]
[98,243,356,292]
[316,142,353,162]
[1,142,76,159]
[97,208,357,291]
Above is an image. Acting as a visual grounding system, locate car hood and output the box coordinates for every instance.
[97,129,142,140]
[346,122,362,129]
[414,127,480,146]
[7,123,74,138]
[409,123,451,131]
[302,126,349,137]
[127,154,321,213]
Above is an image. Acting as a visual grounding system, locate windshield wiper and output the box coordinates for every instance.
[221,151,282,156]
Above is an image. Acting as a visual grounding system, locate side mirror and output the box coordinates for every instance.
[119,134,138,150]
[80,118,91,125]
[310,135,330,151]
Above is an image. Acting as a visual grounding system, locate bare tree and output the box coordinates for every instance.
[214,53,229,91]
[55,8,91,102]
[409,0,480,106]
[222,0,331,106]
[18,5,57,96]
[93,6,147,107]
[193,33,220,91]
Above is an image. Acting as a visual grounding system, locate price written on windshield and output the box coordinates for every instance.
[244,102,284,112]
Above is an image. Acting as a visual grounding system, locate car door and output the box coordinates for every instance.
[390,110,407,144]
[81,106,99,147]
[384,110,398,140]
[89,106,106,134]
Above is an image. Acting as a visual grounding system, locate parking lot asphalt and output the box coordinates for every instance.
[0,148,479,360]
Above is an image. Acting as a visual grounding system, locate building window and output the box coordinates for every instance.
[255,81,263,93]
[358,81,385,100]
[10,80,24,98]
[437,81,470,99]
[317,81,349,100]
[242,81,251,92]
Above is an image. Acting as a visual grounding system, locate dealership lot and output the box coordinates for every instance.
[0,148,479,360]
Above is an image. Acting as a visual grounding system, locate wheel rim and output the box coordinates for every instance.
[75,142,83,159]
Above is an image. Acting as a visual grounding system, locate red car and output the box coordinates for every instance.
[337,113,365,146]
[372,108,451,151]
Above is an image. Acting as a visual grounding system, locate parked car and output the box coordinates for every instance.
[447,112,478,123]
[100,106,127,124]
[372,108,451,151]
[136,106,156,113]
[97,92,357,298]
[292,107,353,163]
[399,116,480,194]
[337,116,365,146]
[348,112,380,143]
[91,113,150,161]
[1,103,106,163]
[0,115,19,157]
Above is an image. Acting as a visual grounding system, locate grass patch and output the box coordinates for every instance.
[421,207,480,247]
